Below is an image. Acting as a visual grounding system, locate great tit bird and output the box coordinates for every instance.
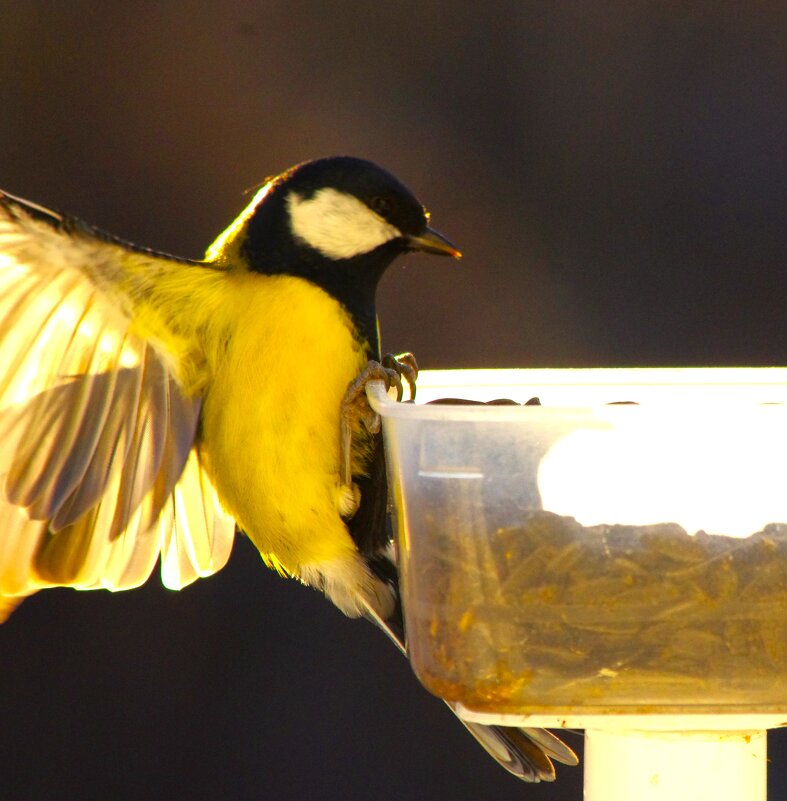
[0,156,576,782]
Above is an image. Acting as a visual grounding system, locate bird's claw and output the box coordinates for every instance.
[381,352,418,402]
[342,352,418,427]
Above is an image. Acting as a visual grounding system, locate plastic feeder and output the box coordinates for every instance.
[368,368,787,801]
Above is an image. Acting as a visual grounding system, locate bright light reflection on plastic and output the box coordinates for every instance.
[538,406,787,536]
[414,367,787,538]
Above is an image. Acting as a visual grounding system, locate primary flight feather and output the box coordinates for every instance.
[0,156,576,782]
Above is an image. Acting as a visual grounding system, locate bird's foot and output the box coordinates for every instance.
[339,353,418,517]
[380,351,418,402]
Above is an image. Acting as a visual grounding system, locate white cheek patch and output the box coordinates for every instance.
[287,188,402,260]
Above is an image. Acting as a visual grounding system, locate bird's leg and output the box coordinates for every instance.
[339,353,418,518]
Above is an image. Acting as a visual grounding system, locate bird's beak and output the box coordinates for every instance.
[406,227,462,259]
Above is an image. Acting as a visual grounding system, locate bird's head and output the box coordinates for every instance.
[207,156,460,278]
[276,156,461,263]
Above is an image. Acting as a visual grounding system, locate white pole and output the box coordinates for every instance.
[584,729,767,801]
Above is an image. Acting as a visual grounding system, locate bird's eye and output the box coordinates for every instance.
[370,196,392,217]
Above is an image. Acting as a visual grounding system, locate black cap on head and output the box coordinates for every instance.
[279,156,429,238]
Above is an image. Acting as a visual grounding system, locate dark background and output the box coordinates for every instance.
[0,3,784,800]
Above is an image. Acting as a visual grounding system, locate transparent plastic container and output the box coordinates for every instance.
[368,368,787,718]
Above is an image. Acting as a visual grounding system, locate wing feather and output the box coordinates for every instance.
[0,505,46,594]
[162,450,235,590]
[7,322,114,514]
[0,190,236,611]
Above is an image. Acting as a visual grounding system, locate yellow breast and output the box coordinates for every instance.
[196,272,369,574]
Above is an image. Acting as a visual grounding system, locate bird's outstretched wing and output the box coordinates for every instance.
[0,191,234,618]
